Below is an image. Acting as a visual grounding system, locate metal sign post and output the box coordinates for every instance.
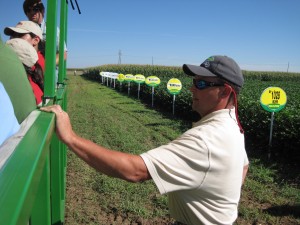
[145,76,160,107]
[134,74,145,100]
[125,74,134,96]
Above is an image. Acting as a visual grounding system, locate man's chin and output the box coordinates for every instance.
[30,17,38,23]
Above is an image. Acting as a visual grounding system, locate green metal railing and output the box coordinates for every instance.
[0,0,68,224]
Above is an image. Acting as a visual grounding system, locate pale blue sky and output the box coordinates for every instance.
[1,0,300,72]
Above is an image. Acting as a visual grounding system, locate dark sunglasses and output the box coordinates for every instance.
[193,79,224,90]
[26,5,42,14]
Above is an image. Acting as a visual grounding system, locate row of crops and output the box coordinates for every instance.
[82,64,300,161]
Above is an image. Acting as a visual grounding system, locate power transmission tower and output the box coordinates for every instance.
[118,50,122,64]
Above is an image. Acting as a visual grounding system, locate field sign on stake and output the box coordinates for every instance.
[260,87,287,158]
[167,78,182,115]
[145,76,160,107]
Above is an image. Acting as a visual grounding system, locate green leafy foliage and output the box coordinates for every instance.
[83,65,300,161]
[66,73,300,225]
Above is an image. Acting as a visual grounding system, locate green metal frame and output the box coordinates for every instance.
[0,0,68,224]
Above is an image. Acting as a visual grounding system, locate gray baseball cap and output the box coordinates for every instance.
[183,55,244,87]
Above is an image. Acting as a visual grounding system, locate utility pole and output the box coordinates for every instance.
[118,50,122,64]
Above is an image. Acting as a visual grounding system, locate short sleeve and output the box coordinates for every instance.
[141,130,210,194]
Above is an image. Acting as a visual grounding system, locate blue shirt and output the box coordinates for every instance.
[0,82,20,145]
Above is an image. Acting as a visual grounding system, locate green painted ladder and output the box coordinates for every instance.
[0,0,69,224]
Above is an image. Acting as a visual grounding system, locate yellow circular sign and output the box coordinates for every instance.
[124,74,134,82]
[134,74,146,84]
[167,78,182,95]
[117,73,125,82]
[145,76,160,87]
[260,87,287,112]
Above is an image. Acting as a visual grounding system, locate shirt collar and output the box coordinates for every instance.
[192,108,236,128]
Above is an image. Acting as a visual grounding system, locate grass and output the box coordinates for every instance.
[65,73,300,225]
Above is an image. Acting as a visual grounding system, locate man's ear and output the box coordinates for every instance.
[222,83,233,98]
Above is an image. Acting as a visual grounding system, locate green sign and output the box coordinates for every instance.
[145,76,160,87]
[167,78,182,95]
[260,87,287,112]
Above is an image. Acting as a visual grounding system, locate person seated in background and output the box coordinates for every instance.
[6,38,44,106]
[0,82,20,146]
[4,20,45,72]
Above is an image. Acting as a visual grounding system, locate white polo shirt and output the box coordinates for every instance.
[141,108,249,225]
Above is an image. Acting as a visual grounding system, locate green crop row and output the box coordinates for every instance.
[82,65,300,161]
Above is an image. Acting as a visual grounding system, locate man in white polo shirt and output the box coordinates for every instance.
[142,56,249,224]
[40,55,249,225]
